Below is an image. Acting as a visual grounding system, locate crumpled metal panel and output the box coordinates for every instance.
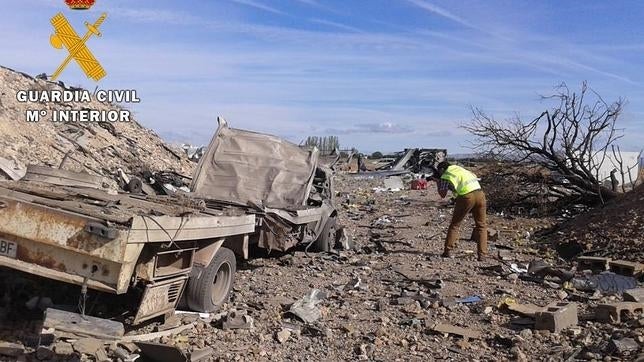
[256,213,297,252]
[191,117,319,210]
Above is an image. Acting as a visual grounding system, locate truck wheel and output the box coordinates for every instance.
[313,216,337,252]
[186,247,236,313]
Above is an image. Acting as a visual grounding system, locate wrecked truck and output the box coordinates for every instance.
[0,117,338,324]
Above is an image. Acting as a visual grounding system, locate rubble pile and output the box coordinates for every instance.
[0,66,194,187]
[550,183,644,260]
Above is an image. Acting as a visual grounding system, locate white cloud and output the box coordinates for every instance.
[405,0,478,31]
[229,0,286,15]
[309,18,363,33]
[325,122,414,135]
[293,0,319,5]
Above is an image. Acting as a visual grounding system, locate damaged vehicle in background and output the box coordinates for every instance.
[0,117,341,323]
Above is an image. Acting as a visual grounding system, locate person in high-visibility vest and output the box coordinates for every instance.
[433,161,488,260]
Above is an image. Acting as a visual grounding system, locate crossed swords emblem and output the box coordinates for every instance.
[50,12,107,81]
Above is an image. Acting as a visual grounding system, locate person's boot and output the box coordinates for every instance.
[441,250,451,258]
[477,254,487,261]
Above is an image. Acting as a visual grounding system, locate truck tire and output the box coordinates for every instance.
[313,216,337,252]
[186,247,236,313]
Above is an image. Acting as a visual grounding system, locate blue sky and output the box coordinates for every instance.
[1,0,643,153]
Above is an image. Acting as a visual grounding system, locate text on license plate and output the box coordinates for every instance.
[0,239,17,259]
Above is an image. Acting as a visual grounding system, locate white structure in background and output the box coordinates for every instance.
[594,150,641,188]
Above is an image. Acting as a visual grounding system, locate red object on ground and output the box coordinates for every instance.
[411,179,428,190]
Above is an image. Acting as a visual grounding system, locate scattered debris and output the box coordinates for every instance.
[609,337,639,355]
[431,323,482,340]
[181,144,206,162]
[455,295,482,304]
[0,342,24,357]
[569,272,638,293]
[43,308,124,339]
[222,310,254,330]
[288,289,327,324]
[383,176,403,191]
[72,337,104,356]
[534,302,578,332]
[623,287,644,302]
[276,328,292,344]
[121,323,196,342]
[595,302,644,323]
[500,298,544,318]
[53,341,75,357]
[376,148,447,173]
[410,178,427,190]
[135,342,189,362]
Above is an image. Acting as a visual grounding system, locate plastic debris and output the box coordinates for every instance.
[456,295,483,304]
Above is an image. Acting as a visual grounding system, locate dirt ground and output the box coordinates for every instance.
[1,173,642,361]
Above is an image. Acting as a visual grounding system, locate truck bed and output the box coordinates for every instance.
[0,181,255,294]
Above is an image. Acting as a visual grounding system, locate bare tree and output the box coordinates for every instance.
[611,145,643,192]
[465,82,626,204]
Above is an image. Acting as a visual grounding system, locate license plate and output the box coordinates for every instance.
[0,239,17,259]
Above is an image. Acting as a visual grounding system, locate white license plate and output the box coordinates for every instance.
[0,239,17,259]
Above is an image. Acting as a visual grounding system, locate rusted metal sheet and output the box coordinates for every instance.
[0,196,131,292]
[0,197,127,257]
[133,276,187,324]
[0,257,117,293]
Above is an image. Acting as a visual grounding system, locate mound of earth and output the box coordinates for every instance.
[551,183,644,260]
[0,66,194,187]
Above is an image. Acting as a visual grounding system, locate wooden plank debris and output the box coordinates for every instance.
[43,308,124,339]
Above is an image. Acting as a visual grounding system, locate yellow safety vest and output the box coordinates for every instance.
[440,165,481,196]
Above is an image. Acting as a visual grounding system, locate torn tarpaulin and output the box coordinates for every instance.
[569,272,638,294]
